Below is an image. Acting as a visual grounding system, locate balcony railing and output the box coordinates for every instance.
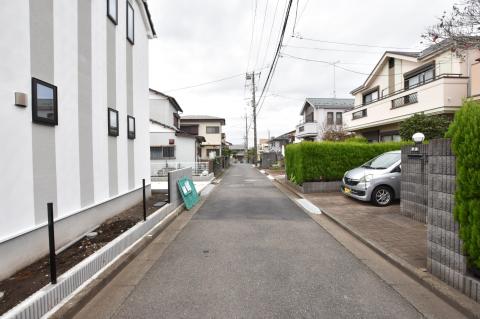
[296,121,318,137]
[349,73,463,110]
[391,92,418,109]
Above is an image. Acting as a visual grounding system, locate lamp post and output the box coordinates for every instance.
[411,132,425,153]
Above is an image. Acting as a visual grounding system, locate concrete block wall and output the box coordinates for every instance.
[168,167,192,206]
[400,144,428,223]
[426,139,480,302]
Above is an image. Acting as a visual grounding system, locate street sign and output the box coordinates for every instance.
[177,177,199,210]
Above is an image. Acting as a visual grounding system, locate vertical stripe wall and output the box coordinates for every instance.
[0,0,150,242]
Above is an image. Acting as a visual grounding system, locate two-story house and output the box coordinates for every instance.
[149,89,204,176]
[268,130,296,155]
[296,98,354,141]
[0,0,155,279]
[344,40,480,142]
[180,115,226,160]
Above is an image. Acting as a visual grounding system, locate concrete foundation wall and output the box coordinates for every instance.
[286,179,341,194]
[0,185,151,280]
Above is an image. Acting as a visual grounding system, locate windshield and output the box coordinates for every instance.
[362,152,400,169]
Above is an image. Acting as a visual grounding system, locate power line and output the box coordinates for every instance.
[254,0,270,70]
[246,0,258,72]
[283,44,384,54]
[260,0,281,69]
[292,0,300,35]
[255,0,294,121]
[292,34,413,50]
[164,73,244,92]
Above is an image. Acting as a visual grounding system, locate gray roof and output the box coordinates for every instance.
[149,88,183,112]
[181,115,226,125]
[306,98,354,108]
[229,144,246,150]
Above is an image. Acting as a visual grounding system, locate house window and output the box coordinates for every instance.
[305,112,314,123]
[127,115,135,139]
[150,146,175,159]
[108,108,119,136]
[327,112,334,125]
[362,88,379,105]
[32,78,58,126]
[336,112,342,125]
[206,126,220,134]
[207,149,220,157]
[404,64,435,90]
[126,2,134,44]
[352,109,367,120]
[173,113,179,128]
[107,0,117,24]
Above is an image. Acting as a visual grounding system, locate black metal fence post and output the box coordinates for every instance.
[47,203,57,284]
[142,178,147,221]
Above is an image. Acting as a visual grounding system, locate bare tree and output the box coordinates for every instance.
[423,0,480,49]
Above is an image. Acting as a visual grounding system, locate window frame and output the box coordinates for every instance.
[404,62,435,90]
[206,126,220,134]
[335,112,343,125]
[126,1,135,45]
[362,86,379,105]
[32,77,58,126]
[326,112,334,125]
[150,146,176,160]
[107,0,118,25]
[108,108,119,137]
[127,115,135,139]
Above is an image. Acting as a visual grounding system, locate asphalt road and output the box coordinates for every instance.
[84,164,423,318]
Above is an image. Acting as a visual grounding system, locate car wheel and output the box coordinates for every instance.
[372,186,393,206]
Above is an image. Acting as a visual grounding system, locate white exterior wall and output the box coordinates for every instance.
[149,94,178,128]
[0,0,152,279]
[346,49,480,134]
[149,122,197,175]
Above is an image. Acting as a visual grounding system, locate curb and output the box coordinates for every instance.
[49,185,216,319]
[271,176,480,319]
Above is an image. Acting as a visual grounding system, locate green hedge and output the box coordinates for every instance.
[285,141,409,184]
[446,100,480,269]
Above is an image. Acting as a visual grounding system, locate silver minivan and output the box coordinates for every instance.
[341,150,401,206]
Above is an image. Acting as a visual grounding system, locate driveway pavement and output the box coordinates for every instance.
[75,164,423,318]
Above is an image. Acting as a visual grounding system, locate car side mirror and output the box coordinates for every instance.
[392,165,401,173]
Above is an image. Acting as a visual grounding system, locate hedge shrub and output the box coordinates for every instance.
[285,141,409,184]
[446,100,480,269]
[399,113,450,141]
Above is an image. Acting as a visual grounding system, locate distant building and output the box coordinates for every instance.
[180,115,226,160]
[268,130,296,155]
[149,89,204,176]
[344,40,480,142]
[296,98,354,141]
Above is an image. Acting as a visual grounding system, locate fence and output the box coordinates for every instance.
[151,161,209,177]
[402,139,480,302]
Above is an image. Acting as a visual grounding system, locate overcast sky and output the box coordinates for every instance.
[147,0,456,146]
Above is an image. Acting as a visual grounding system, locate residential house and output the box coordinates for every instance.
[268,130,296,155]
[0,0,156,279]
[229,144,247,162]
[470,57,480,100]
[149,89,205,176]
[343,40,480,142]
[296,98,354,141]
[180,115,226,160]
[258,138,270,154]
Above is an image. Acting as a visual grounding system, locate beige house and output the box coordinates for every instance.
[180,115,226,160]
[344,40,480,142]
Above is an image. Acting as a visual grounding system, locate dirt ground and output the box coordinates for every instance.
[0,193,167,315]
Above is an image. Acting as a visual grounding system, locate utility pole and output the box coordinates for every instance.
[244,113,248,162]
[246,72,258,165]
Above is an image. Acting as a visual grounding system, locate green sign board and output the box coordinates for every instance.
[177,177,200,210]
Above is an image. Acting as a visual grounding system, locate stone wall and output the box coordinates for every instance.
[426,139,479,302]
[400,143,428,223]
